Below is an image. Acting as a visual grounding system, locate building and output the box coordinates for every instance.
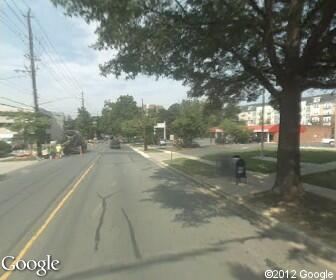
[238,94,336,143]
[239,94,336,126]
[0,104,65,144]
[144,104,164,113]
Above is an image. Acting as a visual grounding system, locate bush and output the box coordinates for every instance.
[0,141,12,157]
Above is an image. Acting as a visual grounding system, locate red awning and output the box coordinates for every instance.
[247,124,306,133]
[209,127,224,133]
[247,125,279,133]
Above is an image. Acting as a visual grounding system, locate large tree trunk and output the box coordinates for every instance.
[273,85,304,201]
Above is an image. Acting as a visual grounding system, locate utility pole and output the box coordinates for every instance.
[260,89,265,157]
[142,99,147,151]
[27,9,42,157]
[27,9,38,112]
[334,102,336,148]
[81,91,85,109]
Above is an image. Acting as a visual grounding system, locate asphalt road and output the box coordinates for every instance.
[0,143,334,280]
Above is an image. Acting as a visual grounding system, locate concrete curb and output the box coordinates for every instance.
[129,145,336,262]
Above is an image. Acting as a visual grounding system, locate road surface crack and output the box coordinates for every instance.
[121,208,142,260]
[94,191,118,251]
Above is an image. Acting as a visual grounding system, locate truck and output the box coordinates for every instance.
[62,130,87,154]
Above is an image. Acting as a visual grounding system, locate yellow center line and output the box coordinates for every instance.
[0,156,100,280]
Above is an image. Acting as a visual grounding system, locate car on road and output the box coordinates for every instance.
[159,139,167,146]
[110,138,121,149]
[321,138,335,146]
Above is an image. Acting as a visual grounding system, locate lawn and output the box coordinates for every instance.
[164,158,217,178]
[246,192,336,248]
[302,169,336,190]
[202,148,336,174]
[203,150,277,173]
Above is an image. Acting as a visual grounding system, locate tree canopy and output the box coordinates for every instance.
[52,0,335,102]
[101,95,139,135]
[172,100,206,143]
[76,107,94,139]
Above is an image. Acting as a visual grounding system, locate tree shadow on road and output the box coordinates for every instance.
[143,167,266,228]
[144,166,336,265]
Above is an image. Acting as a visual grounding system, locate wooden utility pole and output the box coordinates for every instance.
[81,91,85,109]
[334,103,336,148]
[142,99,147,151]
[27,9,42,157]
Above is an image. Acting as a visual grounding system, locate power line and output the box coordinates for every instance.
[0,75,26,81]
[0,80,31,96]
[0,96,33,108]
[3,0,26,29]
[35,39,81,97]
[0,8,27,36]
[9,0,26,17]
[0,15,28,45]
[32,16,83,91]
[0,102,32,110]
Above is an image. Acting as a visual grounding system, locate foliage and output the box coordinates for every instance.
[222,103,241,121]
[220,119,250,143]
[64,115,76,130]
[0,141,12,156]
[101,95,139,135]
[9,112,50,145]
[172,100,206,143]
[120,118,141,140]
[76,107,94,139]
[51,0,336,100]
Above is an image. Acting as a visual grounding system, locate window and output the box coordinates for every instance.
[312,116,320,123]
[323,103,331,109]
[313,97,321,103]
[323,116,331,124]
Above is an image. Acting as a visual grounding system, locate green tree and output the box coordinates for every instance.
[220,119,250,144]
[52,0,336,200]
[64,115,76,130]
[101,95,139,135]
[222,103,241,121]
[9,112,50,156]
[121,118,141,141]
[76,107,94,139]
[172,100,206,144]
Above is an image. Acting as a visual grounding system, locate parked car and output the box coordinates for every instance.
[110,138,121,149]
[159,139,167,146]
[321,138,335,146]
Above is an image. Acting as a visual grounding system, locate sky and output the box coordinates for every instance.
[0,0,188,117]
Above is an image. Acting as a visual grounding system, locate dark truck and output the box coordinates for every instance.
[62,130,87,155]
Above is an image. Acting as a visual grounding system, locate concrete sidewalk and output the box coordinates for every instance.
[134,146,336,202]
